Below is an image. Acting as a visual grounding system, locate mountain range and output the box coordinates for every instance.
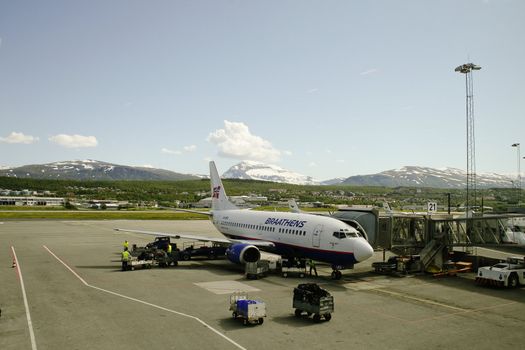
[0,160,199,181]
[0,159,515,188]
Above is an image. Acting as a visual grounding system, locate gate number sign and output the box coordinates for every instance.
[427,202,437,213]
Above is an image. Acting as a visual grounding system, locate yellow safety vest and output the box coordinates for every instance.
[123,241,129,249]
[122,251,131,261]
[167,244,172,254]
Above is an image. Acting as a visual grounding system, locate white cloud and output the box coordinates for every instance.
[283,150,293,156]
[162,145,196,155]
[0,132,39,144]
[49,134,98,148]
[207,120,281,162]
[161,148,182,155]
[360,68,379,76]
[309,162,318,167]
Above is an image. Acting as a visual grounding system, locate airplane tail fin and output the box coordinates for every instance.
[288,199,302,213]
[383,201,393,215]
[210,161,238,211]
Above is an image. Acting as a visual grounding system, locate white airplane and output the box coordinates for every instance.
[116,161,374,279]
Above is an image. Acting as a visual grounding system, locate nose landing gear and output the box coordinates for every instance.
[330,264,345,280]
[330,270,342,280]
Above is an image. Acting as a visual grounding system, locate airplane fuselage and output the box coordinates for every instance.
[212,209,373,269]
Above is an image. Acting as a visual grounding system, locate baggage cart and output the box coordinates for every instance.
[292,283,333,322]
[281,258,306,278]
[229,292,266,325]
[129,258,155,271]
[245,260,269,279]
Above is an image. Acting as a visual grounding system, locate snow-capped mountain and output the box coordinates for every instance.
[222,161,320,185]
[0,160,515,188]
[340,166,514,188]
[0,160,199,181]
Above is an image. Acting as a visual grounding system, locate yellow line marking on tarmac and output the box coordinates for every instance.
[11,246,38,350]
[412,300,518,322]
[43,245,247,350]
[373,288,468,312]
[369,286,518,323]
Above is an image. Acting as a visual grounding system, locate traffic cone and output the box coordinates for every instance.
[12,258,16,268]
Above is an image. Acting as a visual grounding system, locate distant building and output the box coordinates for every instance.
[0,196,65,206]
[84,200,128,210]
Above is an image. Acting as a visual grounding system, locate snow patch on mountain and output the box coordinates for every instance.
[222,161,320,185]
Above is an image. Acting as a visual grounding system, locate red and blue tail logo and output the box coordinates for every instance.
[212,186,221,199]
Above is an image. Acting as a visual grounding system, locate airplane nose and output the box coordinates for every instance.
[354,239,374,262]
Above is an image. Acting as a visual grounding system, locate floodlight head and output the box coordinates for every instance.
[455,63,481,73]
[512,143,520,147]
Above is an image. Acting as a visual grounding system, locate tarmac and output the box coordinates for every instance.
[1,219,525,350]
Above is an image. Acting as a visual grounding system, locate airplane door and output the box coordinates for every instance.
[312,225,323,247]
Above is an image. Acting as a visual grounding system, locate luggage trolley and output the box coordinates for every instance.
[229,291,266,326]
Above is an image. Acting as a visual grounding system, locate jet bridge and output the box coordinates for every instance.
[331,208,525,271]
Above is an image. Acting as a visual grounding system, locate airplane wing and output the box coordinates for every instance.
[114,228,275,248]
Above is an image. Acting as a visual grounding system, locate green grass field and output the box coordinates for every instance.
[0,210,207,220]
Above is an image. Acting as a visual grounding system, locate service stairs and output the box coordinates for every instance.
[419,239,447,271]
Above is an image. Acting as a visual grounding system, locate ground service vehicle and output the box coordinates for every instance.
[293,283,334,322]
[179,242,228,261]
[475,256,525,288]
[229,292,266,325]
[131,238,179,268]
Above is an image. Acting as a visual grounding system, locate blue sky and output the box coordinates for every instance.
[1,0,524,180]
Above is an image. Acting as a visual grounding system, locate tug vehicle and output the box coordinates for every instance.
[475,256,525,288]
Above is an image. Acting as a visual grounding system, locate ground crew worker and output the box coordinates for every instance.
[166,243,173,266]
[121,247,131,271]
[123,240,129,250]
[308,259,318,277]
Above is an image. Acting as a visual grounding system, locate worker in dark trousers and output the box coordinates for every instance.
[122,247,131,271]
[308,259,318,277]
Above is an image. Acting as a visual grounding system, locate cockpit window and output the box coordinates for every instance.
[333,228,360,239]
[333,231,346,239]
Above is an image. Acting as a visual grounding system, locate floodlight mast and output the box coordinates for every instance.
[455,63,481,216]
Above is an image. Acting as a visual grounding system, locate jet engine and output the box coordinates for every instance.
[226,243,260,264]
